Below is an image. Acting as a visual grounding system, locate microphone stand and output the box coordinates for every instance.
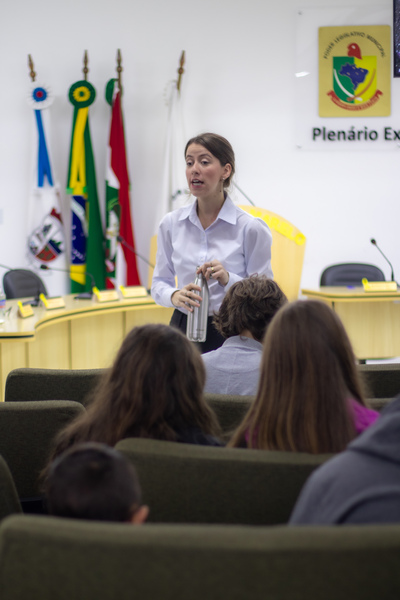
[117,235,155,270]
[370,239,398,286]
[40,265,97,299]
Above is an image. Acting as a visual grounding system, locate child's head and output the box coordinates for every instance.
[213,275,287,342]
[44,443,148,523]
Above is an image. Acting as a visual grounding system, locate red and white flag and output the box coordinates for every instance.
[105,79,140,288]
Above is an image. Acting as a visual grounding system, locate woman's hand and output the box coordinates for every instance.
[197,260,229,286]
[171,284,202,312]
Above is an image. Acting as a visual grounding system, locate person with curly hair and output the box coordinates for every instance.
[202,276,287,395]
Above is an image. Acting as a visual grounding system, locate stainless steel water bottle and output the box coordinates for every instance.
[186,270,209,343]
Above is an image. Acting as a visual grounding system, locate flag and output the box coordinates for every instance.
[27,82,68,295]
[105,78,140,288]
[155,56,187,230]
[66,80,106,293]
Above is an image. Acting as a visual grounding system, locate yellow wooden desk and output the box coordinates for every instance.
[0,294,173,402]
[301,287,400,360]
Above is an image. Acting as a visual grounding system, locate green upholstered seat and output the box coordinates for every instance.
[204,392,253,438]
[4,367,105,406]
[115,437,331,525]
[4,364,397,417]
[359,363,400,399]
[0,400,85,500]
[0,457,22,521]
[1,515,400,600]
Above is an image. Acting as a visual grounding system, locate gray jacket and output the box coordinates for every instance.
[290,396,400,525]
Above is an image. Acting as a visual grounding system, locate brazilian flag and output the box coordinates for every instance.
[66,80,106,293]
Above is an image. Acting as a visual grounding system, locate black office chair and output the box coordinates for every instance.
[3,269,48,300]
[320,263,385,287]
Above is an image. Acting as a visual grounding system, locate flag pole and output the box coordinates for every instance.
[83,50,89,81]
[28,55,36,82]
[177,51,185,92]
[116,49,122,91]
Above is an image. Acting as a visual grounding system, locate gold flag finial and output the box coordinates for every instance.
[28,54,36,82]
[83,50,89,81]
[116,49,123,91]
[177,50,185,92]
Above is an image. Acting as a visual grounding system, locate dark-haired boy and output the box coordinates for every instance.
[44,443,148,524]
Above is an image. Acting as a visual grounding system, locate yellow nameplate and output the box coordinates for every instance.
[17,301,34,318]
[362,279,398,292]
[93,287,120,303]
[119,285,148,299]
[39,294,66,309]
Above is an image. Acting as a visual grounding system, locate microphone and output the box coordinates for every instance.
[370,238,397,284]
[40,264,97,299]
[117,235,155,270]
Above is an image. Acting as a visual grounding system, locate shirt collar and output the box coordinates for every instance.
[178,196,237,226]
[224,335,263,350]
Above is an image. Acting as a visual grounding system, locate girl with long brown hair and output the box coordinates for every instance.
[229,300,379,454]
[49,324,222,461]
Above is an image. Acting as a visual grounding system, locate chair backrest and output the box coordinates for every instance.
[0,457,22,522]
[320,263,385,286]
[3,269,48,299]
[359,363,400,399]
[0,401,85,500]
[205,391,390,437]
[1,515,400,600]
[148,207,306,301]
[115,437,331,525]
[5,368,105,406]
[204,392,253,439]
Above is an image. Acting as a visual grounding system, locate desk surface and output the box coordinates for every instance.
[0,293,157,339]
[302,286,400,302]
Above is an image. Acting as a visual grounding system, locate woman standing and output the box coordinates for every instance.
[151,133,273,352]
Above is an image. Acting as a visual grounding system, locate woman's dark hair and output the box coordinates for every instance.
[185,133,235,188]
[49,324,220,459]
[213,276,287,342]
[229,300,367,454]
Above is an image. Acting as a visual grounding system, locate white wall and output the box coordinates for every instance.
[1,0,399,296]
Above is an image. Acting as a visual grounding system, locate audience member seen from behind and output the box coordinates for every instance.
[202,276,287,395]
[290,396,400,525]
[48,324,222,463]
[229,300,379,453]
[44,443,149,523]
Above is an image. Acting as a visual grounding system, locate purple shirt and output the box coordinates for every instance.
[350,398,379,434]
